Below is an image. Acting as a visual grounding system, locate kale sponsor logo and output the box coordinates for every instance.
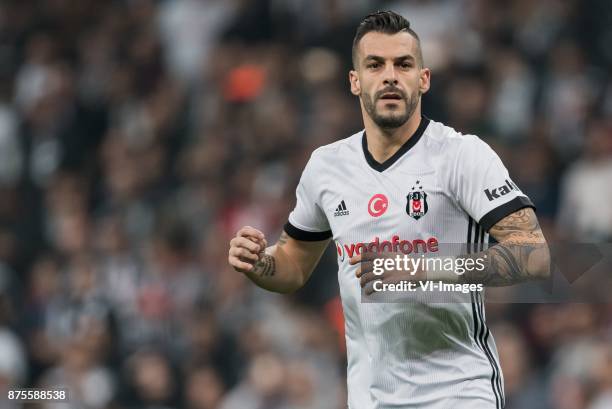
[484,179,519,201]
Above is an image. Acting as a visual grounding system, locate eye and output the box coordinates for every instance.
[399,62,412,69]
[367,62,380,69]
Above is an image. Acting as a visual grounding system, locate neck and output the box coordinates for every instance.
[363,105,423,164]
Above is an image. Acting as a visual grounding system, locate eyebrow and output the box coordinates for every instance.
[363,55,416,65]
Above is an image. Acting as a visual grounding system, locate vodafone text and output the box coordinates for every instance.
[342,235,439,258]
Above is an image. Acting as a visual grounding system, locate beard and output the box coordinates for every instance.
[362,87,420,130]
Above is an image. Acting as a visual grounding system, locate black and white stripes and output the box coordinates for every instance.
[467,217,505,408]
[467,216,487,253]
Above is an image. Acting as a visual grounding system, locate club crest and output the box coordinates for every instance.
[406,181,428,220]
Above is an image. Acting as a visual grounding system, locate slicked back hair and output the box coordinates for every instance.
[352,11,423,69]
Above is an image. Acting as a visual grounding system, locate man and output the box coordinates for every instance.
[228,11,550,409]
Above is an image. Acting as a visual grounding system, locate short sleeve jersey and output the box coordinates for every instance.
[285,117,533,409]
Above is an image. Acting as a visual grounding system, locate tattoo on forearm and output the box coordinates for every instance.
[459,208,550,286]
[253,254,276,277]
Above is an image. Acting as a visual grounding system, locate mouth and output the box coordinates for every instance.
[378,92,403,101]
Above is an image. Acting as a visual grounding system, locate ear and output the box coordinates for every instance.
[349,70,360,96]
[418,67,431,94]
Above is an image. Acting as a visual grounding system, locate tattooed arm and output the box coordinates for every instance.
[229,226,330,293]
[351,208,550,291]
[458,208,551,286]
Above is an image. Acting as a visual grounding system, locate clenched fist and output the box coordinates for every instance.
[228,226,268,273]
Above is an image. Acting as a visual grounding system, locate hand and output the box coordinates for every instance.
[350,251,425,295]
[228,226,268,274]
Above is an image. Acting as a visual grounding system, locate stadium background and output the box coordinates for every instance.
[0,0,611,408]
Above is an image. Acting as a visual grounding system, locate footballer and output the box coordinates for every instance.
[228,10,550,409]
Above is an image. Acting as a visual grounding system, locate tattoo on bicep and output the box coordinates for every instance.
[459,208,549,286]
[489,208,541,239]
[253,255,276,277]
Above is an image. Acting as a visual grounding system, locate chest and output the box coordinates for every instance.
[317,162,453,242]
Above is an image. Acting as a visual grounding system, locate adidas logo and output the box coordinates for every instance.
[334,200,349,217]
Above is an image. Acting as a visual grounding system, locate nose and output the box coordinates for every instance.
[383,64,398,86]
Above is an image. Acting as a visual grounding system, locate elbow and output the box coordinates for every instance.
[276,286,301,295]
[276,281,306,295]
[288,272,309,293]
[275,272,308,295]
[530,243,551,280]
[532,262,551,281]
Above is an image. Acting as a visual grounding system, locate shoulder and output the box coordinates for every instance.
[423,118,493,158]
[306,130,363,167]
[426,120,490,154]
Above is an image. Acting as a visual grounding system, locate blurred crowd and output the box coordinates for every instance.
[0,0,611,408]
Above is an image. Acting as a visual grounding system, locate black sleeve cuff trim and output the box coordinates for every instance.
[479,196,535,232]
[283,222,332,241]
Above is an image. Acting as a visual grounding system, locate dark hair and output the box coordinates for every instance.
[352,11,423,68]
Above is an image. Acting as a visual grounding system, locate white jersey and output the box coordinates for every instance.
[285,117,534,409]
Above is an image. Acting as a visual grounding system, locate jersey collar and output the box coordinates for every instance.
[362,116,430,172]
